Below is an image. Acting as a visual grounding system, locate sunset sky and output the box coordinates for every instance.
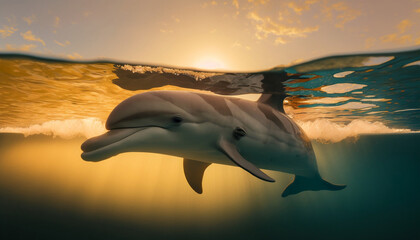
[1,0,420,71]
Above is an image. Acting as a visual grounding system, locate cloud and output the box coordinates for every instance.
[232,41,242,48]
[83,11,92,17]
[364,37,376,49]
[232,0,239,9]
[248,0,270,6]
[0,25,18,38]
[228,0,359,45]
[54,16,60,27]
[275,37,287,44]
[6,44,37,51]
[381,33,412,44]
[23,15,36,25]
[247,11,318,42]
[67,52,82,59]
[205,0,266,9]
[287,0,319,15]
[380,19,415,45]
[160,29,174,33]
[397,19,412,33]
[288,2,304,15]
[322,1,361,28]
[54,40,70,47]
[232,40,251,50]
[21,30,46,46]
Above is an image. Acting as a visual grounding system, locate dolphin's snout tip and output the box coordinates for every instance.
[80,139,89,152]
[80,128,140,163]
[80,152,89,161]
[80,151,105,162]
[80,151,93,161]
[80,138,104,162]
[81,137,99,152]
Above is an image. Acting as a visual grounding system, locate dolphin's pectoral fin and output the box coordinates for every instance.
[282,175,346,197]
[183,159,211,194]
[218,137,275,182]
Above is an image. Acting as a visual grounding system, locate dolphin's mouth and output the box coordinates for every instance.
[81,127,148,161]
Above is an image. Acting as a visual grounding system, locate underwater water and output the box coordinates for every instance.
[0,49,419,239]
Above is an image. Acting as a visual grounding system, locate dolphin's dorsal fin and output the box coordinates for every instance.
[218,137,275,182]
[183,159,211,194]
[257,71,290,113]
[257,94,286,113]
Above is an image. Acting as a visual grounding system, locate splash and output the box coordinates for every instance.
[297,119,415,143]
[0,118,106,139]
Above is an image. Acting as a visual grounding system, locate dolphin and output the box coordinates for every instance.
[81,90,345,197]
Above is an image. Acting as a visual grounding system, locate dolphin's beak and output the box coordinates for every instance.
[81,128,145,161]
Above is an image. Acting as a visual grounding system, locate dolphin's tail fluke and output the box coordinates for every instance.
[282,175,346,197]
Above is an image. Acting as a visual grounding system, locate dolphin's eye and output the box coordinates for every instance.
[172,116,183,123]
[233,127,246,140]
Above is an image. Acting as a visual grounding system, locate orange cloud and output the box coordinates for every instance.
[248,0,270,5]
[381,34,413,44]
[380,19,416,45]
[54,40,70,47]
[54,17,60,27]
[287,0,319,15]
[232,40,251,50]
[247,11,318,42]
[232,0,239,9]
[159,29,174,33]
[364,37,376,49]
[322,1,361,28]
[0,25,18,38]
[21,30,46,46]
[397,19,412,33]
[6,44,37,51]
[23,15,36,26]
[275,37,287,44]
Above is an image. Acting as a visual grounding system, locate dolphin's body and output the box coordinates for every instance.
[81,90,345,197]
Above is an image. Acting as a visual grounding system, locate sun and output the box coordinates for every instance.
[194,56,226,71]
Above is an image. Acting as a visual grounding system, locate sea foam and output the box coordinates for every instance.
[0,118,106,139]
[120,65,222,80]
[0,118,415,143]
[297,119,414,143]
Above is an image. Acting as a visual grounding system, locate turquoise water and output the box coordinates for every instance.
[0,49,419,239]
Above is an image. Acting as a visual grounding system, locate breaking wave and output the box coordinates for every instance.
[119,64,222,80]
[298,119,415,143]
[0,118,106,139]
[0,118,415,143]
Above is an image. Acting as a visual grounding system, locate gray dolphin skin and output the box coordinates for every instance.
[81,90,345,197]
